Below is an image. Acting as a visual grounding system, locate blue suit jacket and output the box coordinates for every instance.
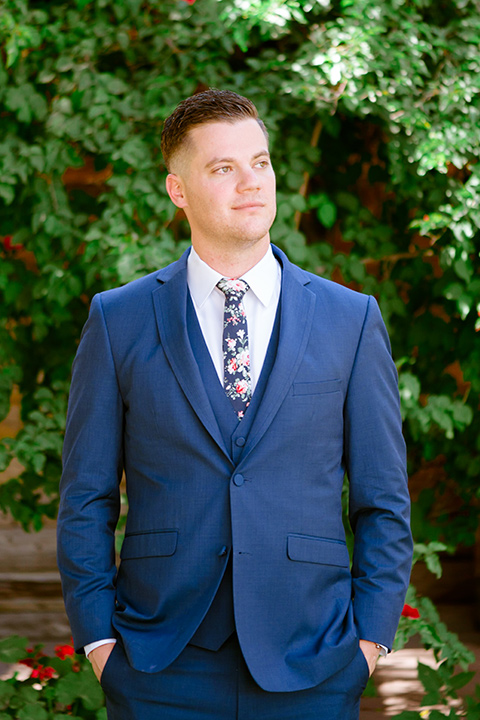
[57,245,412,692]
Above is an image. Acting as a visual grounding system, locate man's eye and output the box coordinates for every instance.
[256,160,269,168]
[216,166,231,174]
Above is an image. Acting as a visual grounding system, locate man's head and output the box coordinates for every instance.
[162,89,276,263]
[161,89,268,173]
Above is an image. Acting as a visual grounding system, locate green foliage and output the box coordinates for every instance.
[0,639,104,719]
[394,585,479,717]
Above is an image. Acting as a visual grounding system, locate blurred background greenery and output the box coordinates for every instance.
[0,0,479,716]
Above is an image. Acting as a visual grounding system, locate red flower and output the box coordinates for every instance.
[182,0,196,4]
[29,665,56,681]
[39,666,56,681]
[55,643,75,660]
[3,235,23,251]
[401,603,420,619]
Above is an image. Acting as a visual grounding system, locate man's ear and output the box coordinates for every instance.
[166,173,187,209]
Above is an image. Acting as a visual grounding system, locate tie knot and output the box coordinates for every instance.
[217,278,250,300]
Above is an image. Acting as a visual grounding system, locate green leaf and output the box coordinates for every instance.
[55,667,104,710]
[18,706,49,720]
[0,680,14,708]
[448,670,475,690]
[0,636,29,664]
[424,552,443,578]
[317,201,337,228]
[0,183,15,205]
[417,660,443,693]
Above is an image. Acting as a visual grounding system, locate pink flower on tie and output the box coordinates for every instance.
[236,349,250,368]
[227,338,237,350]
[225,279,247,292]
[228,358,238,374]
[236,380,249,395]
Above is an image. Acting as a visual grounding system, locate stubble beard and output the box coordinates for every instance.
[221,207,276,252]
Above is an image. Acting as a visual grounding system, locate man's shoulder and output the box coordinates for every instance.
[97,252,186,310]
[308,271,369,309]
[99,268,162,307]
[274,244,370,311]
[284,257,370,314]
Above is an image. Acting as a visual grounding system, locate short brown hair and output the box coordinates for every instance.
[161,88,268,171]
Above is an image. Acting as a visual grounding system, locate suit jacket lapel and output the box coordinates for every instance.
[152,250,232,464]
[240,247,316,462]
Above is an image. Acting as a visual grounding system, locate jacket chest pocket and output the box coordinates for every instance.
[292,379,341,396]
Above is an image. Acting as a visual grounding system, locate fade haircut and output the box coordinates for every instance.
[161,88,268,172]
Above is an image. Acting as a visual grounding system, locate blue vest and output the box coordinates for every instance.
[186,291,281,650]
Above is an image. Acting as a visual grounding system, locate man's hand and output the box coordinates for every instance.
[359,639,381,677]
[88,643,116,683]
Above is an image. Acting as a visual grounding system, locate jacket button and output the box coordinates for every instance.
[218,546,228,557]
[233,473,244,486]
[235,437,246,447]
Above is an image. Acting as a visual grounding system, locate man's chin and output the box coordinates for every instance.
[229,219,275,246]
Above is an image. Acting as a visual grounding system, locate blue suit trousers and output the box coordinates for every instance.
[101,634,370,720]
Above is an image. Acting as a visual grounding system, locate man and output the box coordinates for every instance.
[57,89,413,719]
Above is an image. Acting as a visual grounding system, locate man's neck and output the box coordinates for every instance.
[191,238,271,278]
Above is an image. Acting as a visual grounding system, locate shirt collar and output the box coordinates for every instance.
[187,245,280,309]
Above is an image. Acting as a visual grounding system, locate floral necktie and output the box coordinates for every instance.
[217,278,252,420]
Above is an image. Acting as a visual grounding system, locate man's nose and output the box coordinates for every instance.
[237,166,260,191]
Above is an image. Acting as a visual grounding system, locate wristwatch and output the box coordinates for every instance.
[375,643,388,657]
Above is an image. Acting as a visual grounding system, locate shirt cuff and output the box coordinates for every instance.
[85,638,117,658]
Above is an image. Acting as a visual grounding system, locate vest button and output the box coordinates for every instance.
[233,473,245,487]
[235,437,246,447]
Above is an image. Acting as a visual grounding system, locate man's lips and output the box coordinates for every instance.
[232,202,265,210]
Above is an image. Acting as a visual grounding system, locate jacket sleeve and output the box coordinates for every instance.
[57,294,123,652]
[344,295,413,649]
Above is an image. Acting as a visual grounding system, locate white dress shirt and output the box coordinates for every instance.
[187,245,281,392]
[85,245,281,658]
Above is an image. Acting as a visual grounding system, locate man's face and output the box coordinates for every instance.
[166,118,276,254]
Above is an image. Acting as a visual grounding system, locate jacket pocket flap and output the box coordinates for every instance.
[292,379,341,396]
[120,530,178,560]
[287,534,349,567]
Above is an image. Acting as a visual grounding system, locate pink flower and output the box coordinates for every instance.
[227,338,236,350]
[401,604,420,619]
[228,359,238,374]
[236,349,250,368]
[235,380,249,395]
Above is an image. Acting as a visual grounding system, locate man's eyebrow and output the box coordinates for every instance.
[204,150,270,170]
